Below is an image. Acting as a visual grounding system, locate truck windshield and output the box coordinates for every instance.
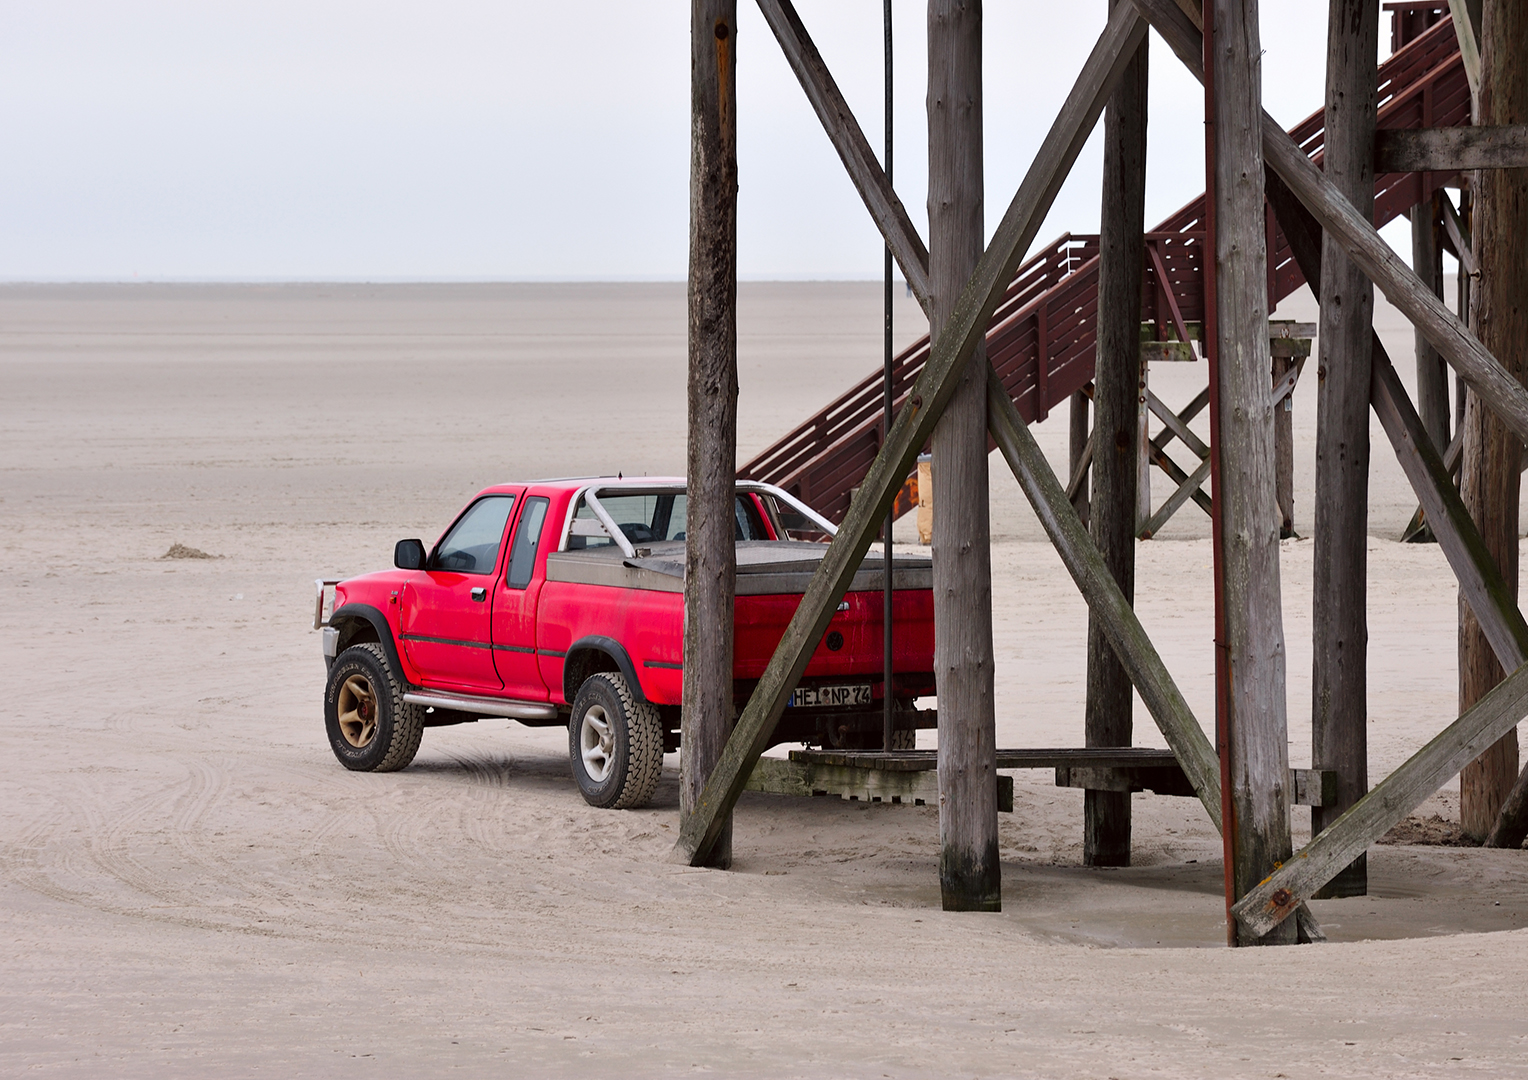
[567,492,770,549]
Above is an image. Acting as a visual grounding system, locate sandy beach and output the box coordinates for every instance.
[2,281,1526,1078]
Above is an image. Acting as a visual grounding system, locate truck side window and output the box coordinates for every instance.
[506,497,550,589]
[431,495,515,574]
[735,495,769,540]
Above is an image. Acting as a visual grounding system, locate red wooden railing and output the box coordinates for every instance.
[738,14,1468,526]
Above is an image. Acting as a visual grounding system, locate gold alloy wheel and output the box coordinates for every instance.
[337,673,379,748]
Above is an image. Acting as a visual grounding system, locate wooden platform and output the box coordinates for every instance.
[741,748,1337,810]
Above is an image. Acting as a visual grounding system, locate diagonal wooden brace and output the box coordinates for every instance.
[1372,358,1528,670]
[1147,388,1210,460]
[1233,659,1528,937]
[1139,456,1211,539]
[671,1,1150,866]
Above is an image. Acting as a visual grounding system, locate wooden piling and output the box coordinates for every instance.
[680,0,739,870]
[1461,0,1527,840]
[927,0,1000,912]
[1207,0,1297,945]
[1272,352,1296,537]
[1311,0,1377,900]
[1414,192,1451,456]
[1069,391,1091,527]
[1084,0,1148,869]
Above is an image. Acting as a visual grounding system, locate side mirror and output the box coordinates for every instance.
[394,538,427,570]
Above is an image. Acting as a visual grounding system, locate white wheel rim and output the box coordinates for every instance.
[580,705,615,782]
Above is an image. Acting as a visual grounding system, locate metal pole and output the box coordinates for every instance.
[882,0,896,753]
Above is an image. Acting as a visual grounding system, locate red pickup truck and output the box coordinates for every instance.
[317,477,935,809]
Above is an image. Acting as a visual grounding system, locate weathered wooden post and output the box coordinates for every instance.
[1394,3,1450,459]
[1206,0,1297,945]
[1460,0,1526,840]
[1070,391,1091,527]
[1272,351,1296,537]
[1084,0,1148,868]
[928,0,1000,912]
[1414,193,1451,456]
[1454,185,1473,435]
[1311,0,1376,899]
[681,0,739,869]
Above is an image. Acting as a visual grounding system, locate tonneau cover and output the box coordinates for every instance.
[544,540,932,595]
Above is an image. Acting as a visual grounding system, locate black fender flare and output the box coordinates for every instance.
[329,603,407,678]
[564,635,649,704]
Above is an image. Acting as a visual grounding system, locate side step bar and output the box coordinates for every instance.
[403,689,560,723]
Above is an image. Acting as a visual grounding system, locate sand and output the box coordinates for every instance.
[2,281,1527,1078]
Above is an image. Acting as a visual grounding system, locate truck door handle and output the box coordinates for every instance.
[470,587,487,602]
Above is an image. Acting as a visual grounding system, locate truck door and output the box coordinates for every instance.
[399,493,519,692]
[492,495,551,700]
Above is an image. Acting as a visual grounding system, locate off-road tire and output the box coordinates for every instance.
[324,642,425,772]
[568,672,663,809]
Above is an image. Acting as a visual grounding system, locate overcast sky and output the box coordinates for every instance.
[0,1,1409,282]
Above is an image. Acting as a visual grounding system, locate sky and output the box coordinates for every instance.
[0,1,1413,282]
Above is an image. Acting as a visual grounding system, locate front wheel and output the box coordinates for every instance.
[324,642,424,772]
[568,672,663,809]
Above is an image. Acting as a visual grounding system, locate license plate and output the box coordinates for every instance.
[789,683,873,709]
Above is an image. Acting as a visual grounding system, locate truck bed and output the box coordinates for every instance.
[544,539,933,595]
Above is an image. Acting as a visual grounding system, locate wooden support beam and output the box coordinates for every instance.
[1373,125,1528,172]
[680,0,740,870]
[1146,440,1213,520]
[1132,0,1528,450]
[1069,390,1092,524]
[1310,0,1377,901]
[1270,357,1304,408]
[1440,188,1477,275]
[1447,0,1482,106]
[1487,759,1528,848]
[1147,389,1209,459]
[1086,0,1149,869]
[1067,428,1096,505]
[1231,658,1528,938]
[928,0,999,912]
[1372,357,1528,671]
[1413,192,1451,459]
[671,1,1149,868]
[1208,0,1297,945]
[1462,0,1528,840]
[1147,242,1194,344]
[753,0,932,303]
[1139,456,1211,539]
[1273,354,1296,536]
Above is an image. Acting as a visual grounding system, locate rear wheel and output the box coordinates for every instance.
[568,672,663,809]
[324,643,424,772]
